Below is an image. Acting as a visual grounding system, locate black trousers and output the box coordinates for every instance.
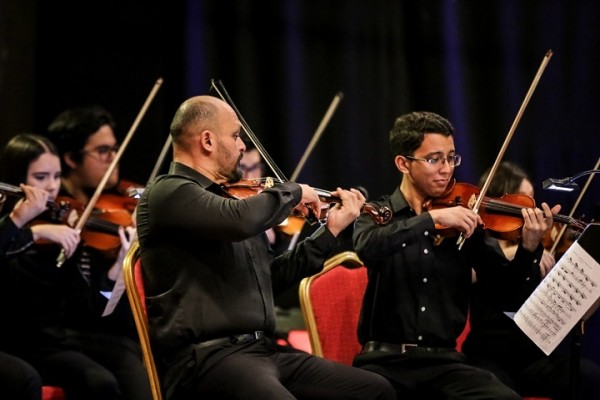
[63,330,152,400]
[163,337,395,400]
[354,349,521,400]
[0,351,41,400]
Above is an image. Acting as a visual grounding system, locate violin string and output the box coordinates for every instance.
[480,198,585,231]
[85,216,121,235]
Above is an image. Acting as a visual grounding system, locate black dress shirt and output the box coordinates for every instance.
[136,162,339,355]
[353,186,543,349]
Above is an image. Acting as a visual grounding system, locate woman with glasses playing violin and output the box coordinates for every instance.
[352,111,561,399]
[47,106,151,400]
[0,133,145,399]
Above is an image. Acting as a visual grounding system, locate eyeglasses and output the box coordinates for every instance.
[81,145,120,162]
[405,154,461,167]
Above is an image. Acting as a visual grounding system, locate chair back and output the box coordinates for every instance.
[123,241,163,400]
[299,251,367,365]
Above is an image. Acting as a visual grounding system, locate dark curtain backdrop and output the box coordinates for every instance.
[1,0,600,364]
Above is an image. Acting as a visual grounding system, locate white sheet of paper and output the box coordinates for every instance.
[102,269,126,316]
[513,242,600,355]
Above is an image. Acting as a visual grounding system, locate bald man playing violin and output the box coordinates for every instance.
[352,111,560,400]
[135,95,395,400]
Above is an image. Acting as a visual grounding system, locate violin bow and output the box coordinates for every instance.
[457,50,553,249]
[210,79,288,183]
[56,77,164,267]
[146,134,173,186]
[290,92,344,182]
[549,155,600,256]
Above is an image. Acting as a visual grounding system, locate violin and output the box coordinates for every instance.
[55,78,162,267]
[52,193,135,252]
[211,80,393,230]
[0,181,133,252]
[425,180,587,241]
[221,178,392,225]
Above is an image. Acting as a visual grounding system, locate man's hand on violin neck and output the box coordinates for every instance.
[520,202,561,252]
[429,206,482,238]
[325,188,365,237]
[297,184,322,218]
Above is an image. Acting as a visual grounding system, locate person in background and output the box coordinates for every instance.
[46,107,151,400]
[0,133,133,399]
[136,94,395,399]
[462,160,600,399]
[352,111,558,399]
[1,181,49,400]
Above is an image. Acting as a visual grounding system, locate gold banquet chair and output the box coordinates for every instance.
[123,241,163,400]
[298,251,367,365]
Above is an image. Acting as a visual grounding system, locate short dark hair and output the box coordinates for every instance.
[46,105,116,174]
[389,111,455,157]
[479,161,529,198]
[0,133,59,185]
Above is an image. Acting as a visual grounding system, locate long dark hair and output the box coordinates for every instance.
[0,133,60,185]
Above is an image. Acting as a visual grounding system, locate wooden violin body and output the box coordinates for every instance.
[425,180,587,241]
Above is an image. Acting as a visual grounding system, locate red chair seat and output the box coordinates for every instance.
[42,386,65,400]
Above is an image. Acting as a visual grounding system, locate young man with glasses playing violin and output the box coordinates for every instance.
[352,111,560,399]
[46,106,151,400]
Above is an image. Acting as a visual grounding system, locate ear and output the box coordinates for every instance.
[395,155,410,174]
[198,130,214,152]
[64,152,78,169]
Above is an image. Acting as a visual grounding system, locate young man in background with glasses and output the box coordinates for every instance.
[45,106,151,400]
[351,111,560,399]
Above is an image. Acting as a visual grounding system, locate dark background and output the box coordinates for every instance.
[2,0,600,363]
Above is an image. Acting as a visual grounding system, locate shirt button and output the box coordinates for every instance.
[424,249,429,254]
[423,278,428,283]
[402,243,406,248]
[421,306,426,312]
[424,231,429,236]
[533,259,538,264]
[417,335,423,341]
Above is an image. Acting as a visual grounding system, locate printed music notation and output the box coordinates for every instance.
[514,241,600,355]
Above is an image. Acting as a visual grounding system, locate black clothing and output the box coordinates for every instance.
[0,351,42,400]
[1,214,24,254]
[136,161,395,400]
[463,239,600,399]
[352,186,542,399]
[0,196,150,400]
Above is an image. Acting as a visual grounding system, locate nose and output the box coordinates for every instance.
[46,178,60,198]
[439,158,453,173]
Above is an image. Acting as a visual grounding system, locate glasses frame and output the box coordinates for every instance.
[404,154,461,167]
[80,145,120,162]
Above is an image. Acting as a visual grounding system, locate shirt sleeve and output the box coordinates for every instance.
[270,225,339,295]
[0,215,34,257]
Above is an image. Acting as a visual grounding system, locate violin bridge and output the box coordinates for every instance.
[467,194,477,209]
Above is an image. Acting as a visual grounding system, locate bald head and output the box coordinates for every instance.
[170,95,228,146]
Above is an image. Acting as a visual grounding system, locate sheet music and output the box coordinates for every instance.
[514,241,600,355]
[102,269,126,316]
